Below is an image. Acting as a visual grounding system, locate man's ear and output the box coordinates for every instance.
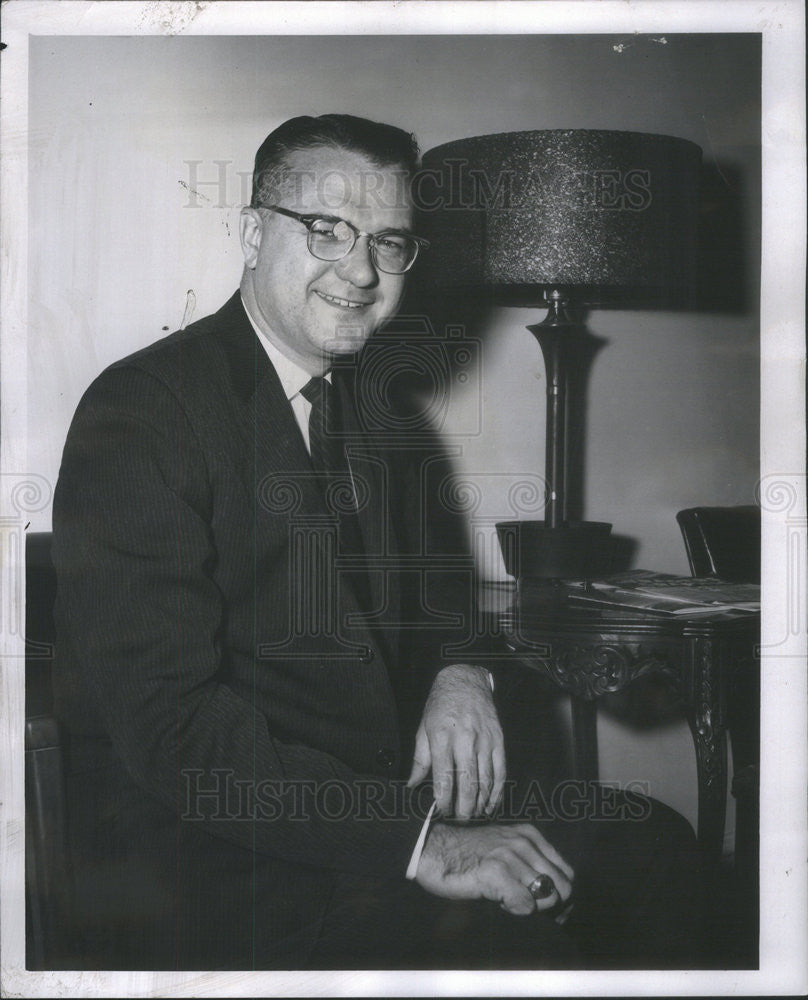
[240,207,263,269]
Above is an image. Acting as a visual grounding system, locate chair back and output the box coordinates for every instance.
[25,531,75,967]
[675,505,761,583]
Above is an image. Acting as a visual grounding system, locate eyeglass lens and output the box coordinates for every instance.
[308,218,416,273]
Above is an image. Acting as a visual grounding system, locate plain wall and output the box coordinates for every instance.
[27,33,761,835]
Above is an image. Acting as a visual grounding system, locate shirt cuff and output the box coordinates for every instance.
[405,800,437,880]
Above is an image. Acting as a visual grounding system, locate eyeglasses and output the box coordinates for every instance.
[259,204,430,274]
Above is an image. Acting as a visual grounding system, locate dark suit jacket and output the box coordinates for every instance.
[52,293,478,968]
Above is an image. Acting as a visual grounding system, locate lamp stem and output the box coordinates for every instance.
[527,289,578,530]
[544,328,566,529]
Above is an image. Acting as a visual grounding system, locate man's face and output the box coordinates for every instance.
[241,145,414,374]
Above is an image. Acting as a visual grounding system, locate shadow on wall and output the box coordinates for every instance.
[697,161,751,315]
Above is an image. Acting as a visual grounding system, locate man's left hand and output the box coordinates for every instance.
[407,664,505,820]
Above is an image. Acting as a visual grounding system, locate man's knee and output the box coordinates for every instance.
[639,796,699,863]
[311,872,583,969]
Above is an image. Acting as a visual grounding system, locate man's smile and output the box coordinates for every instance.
[315,290,372,309]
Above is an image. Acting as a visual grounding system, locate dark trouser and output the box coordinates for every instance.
[60,740,702,970]
[61,768,700,969]
[307,793,702,970]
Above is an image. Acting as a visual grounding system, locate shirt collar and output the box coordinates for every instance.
[241,294,328,400]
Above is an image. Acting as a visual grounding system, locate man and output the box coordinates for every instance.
[53,114,698,970]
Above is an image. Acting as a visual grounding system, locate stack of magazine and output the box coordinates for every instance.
[562,570,760,617]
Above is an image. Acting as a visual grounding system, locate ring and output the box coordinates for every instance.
[528,873,556,900]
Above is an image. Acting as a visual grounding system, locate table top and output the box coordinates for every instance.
[481,577,761,644]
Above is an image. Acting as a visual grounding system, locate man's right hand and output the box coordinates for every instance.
[415,821,574,916]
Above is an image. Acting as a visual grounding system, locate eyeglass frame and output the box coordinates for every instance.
[257,204,430,274]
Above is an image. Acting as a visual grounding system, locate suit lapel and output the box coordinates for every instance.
[213,293,322,518]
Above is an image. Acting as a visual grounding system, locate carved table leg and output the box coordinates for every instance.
[571,696,598,786]
[726,640,760,875]
[685,635,728,869]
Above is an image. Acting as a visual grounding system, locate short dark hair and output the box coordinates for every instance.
[250,113,420,207]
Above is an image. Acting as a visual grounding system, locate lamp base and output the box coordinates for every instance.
[496,519,613,581]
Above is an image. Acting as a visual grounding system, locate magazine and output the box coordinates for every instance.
[562,570,760,617]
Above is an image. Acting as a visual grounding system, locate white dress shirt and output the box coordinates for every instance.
[242,299,325,452]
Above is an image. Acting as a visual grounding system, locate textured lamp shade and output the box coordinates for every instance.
[419,130,702,301]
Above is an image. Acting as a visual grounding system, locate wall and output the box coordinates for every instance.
[26,32,761,834]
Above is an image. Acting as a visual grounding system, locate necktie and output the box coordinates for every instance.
[300,376,370,610]
[300,376,347,484]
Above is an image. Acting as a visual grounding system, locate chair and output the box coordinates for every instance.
[675,505,760,583]
[675,505,760,892]
[25,532,75,968]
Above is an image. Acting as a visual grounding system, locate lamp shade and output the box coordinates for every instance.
[419,130,702,302]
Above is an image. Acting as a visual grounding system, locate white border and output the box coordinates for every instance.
[2,2,805,997]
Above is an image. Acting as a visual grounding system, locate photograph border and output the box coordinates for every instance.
[2,2,805,996]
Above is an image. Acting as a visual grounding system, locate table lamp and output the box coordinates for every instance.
[419,130,702,580]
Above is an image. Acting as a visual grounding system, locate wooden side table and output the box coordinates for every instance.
[500,590,760,868]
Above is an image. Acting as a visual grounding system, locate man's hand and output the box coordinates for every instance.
[415,821,574,916]
[407,664,505,820]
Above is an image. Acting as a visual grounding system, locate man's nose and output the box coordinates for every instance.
[335,236,378,287]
